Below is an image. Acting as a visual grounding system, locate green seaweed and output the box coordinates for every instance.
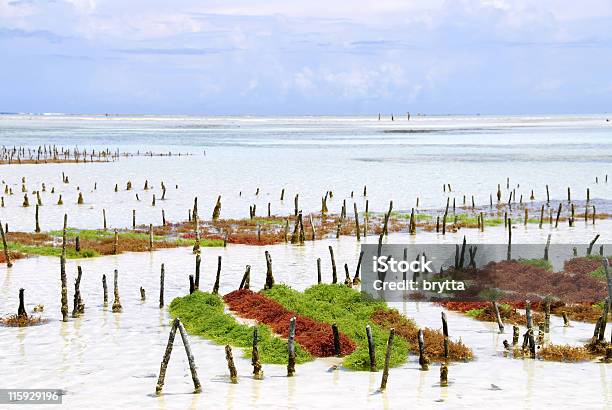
[7,242,99,258]
[169,291,311,365]
[518,258,553,271]
[262,284,410,371]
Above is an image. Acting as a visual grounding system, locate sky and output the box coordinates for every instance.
[1,0,612,115]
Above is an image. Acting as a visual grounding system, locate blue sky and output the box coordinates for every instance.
[1,0,611,115]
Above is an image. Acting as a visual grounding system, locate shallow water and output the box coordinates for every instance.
[1,114,612,231]
[1,115,611,409]
[1,228,611,409]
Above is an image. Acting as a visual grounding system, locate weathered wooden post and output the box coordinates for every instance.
[103,209,107,230]
[507,218,512,260]
[525,301,536,357]
[252,327,264,379]
[492,301,504,333]
[512,325,519,345]
[343,263,352,288]
[189,275,195,294]
[418,329,429,370]
[155,318,202,395]
[287,317,296,377]
[102,274,108,307]
[441,312,449,359]
[112,269,122,313]
[18,288,27,318]
[332,323,341,356]
[113,229,118,255]
[212,256,222,295]
[72,266,84,317]
[603,259,612,317]
[159,264,165,309]
[239,265,251,290]
[317,258,322,284]
[148,224,153,251]
[60,214,69,322]
[212,195,221,221]
[192,254,200,291]
[354,202,360,241]
[34,204,41,232]
[562,312,570,327]
[0,219,12,267]
[329,246,337,284]
[366,324,376,371]
[380,328,395,390]
[353,251,364,285]
[555,203,562,228]
[264,251,275,289]
[225,345,238,384]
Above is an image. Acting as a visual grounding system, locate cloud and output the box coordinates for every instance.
[0,27,64,42]
[1,0,612,114]
[114,47,235,55]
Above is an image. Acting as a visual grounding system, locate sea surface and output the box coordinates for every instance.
[0,114,611,231]
[0,114,611,409]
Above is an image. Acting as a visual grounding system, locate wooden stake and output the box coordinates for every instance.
[354,202,360,241]
[332,323,341,356]
[263,251,274,289]
[113,229,118,255]
[317,258,322,284]
[0,219,12,267]
[212,256,222,294]
[18,288,27,318]
[60,214,68,322]
[112,269,122,313]
[418,329,429,370]
[35,204,41,232]
[441,312,449,359]
[343,263,352,288]
[329,246,337,284]
[287,317,296,377]
[225,345,238,383]
[239,265,251,290]
[555,203,562,228]
[212,195,221,221]
[492,301,504,333]
[512,325,519,345]
[252,327,264,379]
[366,324,376,371]
[185,251,196,289]
[353,251,364,285]
[562,312,570,327]
[102,274,108,307]
[72,265,84,317]
[148,224,153,251]
[507,218,512,260]
[380,328,395,390]
[156,318,202,395]
[156,320,178,395]
[159,264,165,308]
